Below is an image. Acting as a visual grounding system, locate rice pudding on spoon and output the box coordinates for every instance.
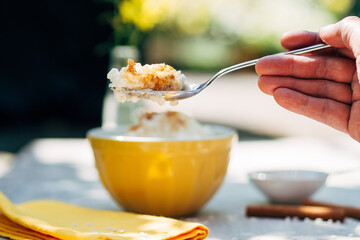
[107,59,187,105]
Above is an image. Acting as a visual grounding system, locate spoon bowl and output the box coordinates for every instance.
[111,83,203,101]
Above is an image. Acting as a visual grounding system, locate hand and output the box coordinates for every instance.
[256,16,360,142]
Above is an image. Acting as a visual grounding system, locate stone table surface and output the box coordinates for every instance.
[1,137,360,240]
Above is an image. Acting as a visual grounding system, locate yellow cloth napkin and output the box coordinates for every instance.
[0,192,208,240]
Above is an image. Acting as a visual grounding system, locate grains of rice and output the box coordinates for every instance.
[140,232,148,237]
[127,111,213,139]
[107,59,186,105]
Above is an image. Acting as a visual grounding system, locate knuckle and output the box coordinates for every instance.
[343,16,359,22]
[318,80,329,96]
[316,57,329,79]
[320,101,330,121]
[340,16,360,28]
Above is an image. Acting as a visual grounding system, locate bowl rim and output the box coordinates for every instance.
[87,124,236,142]
[248,170,329,182]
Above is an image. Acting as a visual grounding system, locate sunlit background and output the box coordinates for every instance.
[1,0,359,152]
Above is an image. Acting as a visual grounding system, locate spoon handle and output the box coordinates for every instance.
[207,43,331,85]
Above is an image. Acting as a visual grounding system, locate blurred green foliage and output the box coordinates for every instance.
[349,0,360,16]
[97,0,357,70]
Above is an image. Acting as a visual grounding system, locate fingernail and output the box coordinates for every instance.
[282,31,291,38]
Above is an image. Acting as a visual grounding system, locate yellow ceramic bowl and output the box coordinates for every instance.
[87,125,236,217]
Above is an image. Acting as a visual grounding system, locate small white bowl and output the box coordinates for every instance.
[249,170,328,204]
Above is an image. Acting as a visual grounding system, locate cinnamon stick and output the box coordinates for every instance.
[246,205,345,221]
[303,199,360,219]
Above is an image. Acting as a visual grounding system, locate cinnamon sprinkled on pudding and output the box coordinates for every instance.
[127,111,212,139]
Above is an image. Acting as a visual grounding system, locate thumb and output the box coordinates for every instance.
[319,16,360,81]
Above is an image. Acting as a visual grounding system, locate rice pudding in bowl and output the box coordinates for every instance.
[87,111,236,217]
[127,111,212,138]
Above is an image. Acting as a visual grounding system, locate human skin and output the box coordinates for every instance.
[255,16,360,142]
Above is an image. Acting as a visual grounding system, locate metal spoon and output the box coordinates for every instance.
[114,43,331,101]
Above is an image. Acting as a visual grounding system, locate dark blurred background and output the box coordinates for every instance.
[1,1,112,152]
[1,0,359,153]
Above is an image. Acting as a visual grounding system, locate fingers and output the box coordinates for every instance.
[348,102,360,142]
[281,31,322,50]
[281,30,354,59]
[258,76,352,104]
[357,57,360,81]
[352,73,360,101]
[349,75,360,142]
[255,55,355,83]
[320,16,360,81]
[319,16,360,57]
[272,88,350,133]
